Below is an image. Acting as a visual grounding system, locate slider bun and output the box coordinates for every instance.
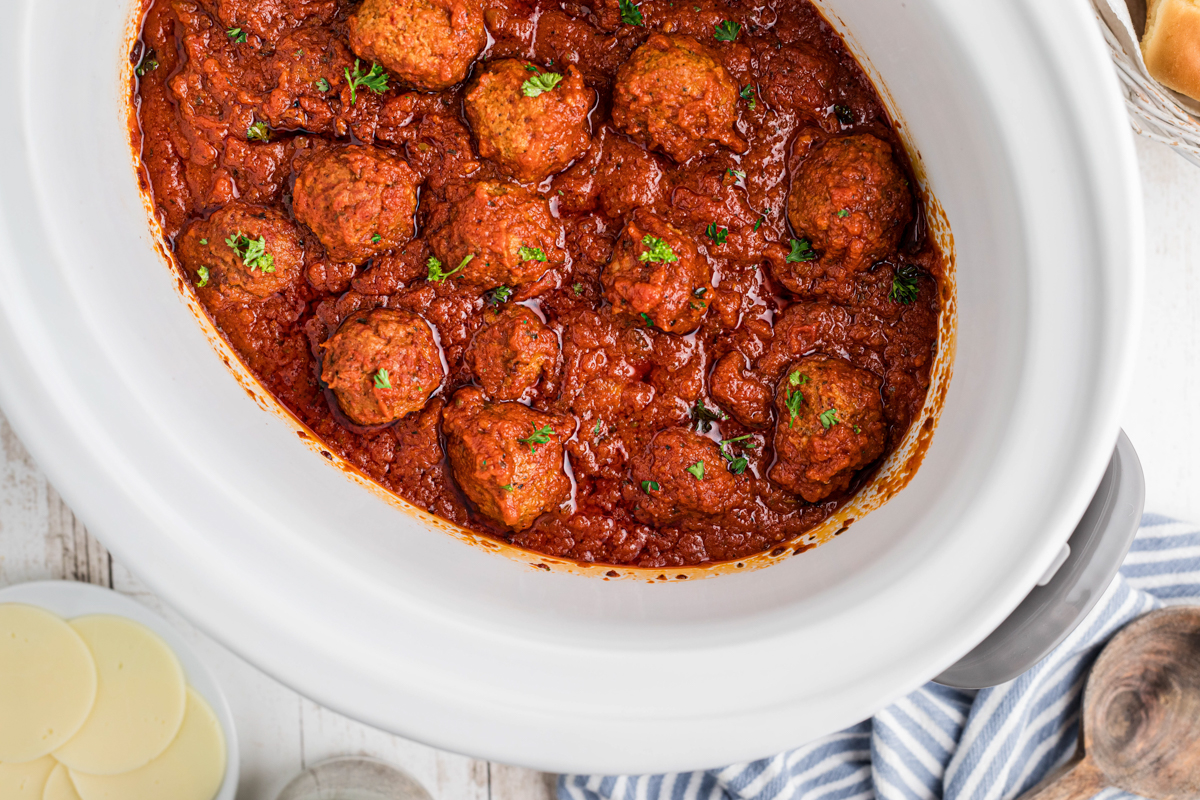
[1143,0,1200,101]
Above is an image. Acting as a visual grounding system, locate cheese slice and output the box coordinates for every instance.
[0,604,97,762]
[69,687,226,800]
[54,615,186,774]
[0,755,57,799]
[42,765,83,800]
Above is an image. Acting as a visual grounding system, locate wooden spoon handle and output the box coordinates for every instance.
[1014,754,1108,800]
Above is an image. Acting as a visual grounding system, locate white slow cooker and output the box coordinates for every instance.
[0,0,1141,774]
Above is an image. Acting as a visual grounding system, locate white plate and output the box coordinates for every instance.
[0,581,238,800]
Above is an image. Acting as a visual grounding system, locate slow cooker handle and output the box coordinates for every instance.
[933,430,1145,689]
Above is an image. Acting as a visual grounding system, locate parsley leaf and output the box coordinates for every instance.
[371,233,382,243]
[316,77,331,92]
[691,398,727,433]
[619,0,645,25]
[740,84,757,109]
[686,460,705,480]
[638,235,678,263]
[373,369,392,389]
[719,435,754,475]
[518,424,554,452]
[726,167,746,181]
[639,312,654,327]
[784,371,806,428]
[225,232,275,273]
[786,238,816,263]
[714,20,740,41]
[199,238,208,245]
[820,408,840,429]
[226,27,247,43]
[572,282,583,295]
[641,479,659,493]
[427,254,473,282]
[521,70,564,97]
[889,264,921,304]
[834,104,854,125]
[344,60,389,105]
[135,48,159,76]
[705,224,728,245]
[837,208,850,218]
[502,483,515,492]
[246,121,271,142]
[518,245,547,262]
[196,266,210,287]
[487,285,513,306]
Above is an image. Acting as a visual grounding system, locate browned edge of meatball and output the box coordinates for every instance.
[320,307,446,427]
[177,201,304,300]
[768,354,887,503]
[601,209,712,334]
[442,386,573,530]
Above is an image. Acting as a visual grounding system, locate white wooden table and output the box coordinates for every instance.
[0,137,1195,800]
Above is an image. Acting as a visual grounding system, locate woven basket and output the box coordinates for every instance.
[1093,0,1200,166]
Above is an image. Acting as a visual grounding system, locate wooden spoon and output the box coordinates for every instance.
[1017,606,1200,800]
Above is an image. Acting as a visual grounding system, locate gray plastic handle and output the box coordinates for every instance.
[934,430,1145,689]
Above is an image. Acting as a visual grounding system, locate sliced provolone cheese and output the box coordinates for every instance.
[42,765,83,800]
[0,755,57,799]
[0,604,97,762]
[54,615,186,775]
[69,687,226,800]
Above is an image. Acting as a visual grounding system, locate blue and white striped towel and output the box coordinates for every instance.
[561,514,1200,800]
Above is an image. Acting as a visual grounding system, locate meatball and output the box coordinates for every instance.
[786,135,913,283]
[601,209,712,334]
[709,351,772,429]
[465,60,594,184]
[320,308,445,427]
[625,427,744,527]
[199,0,338,43]
[465,305,559,401]
[612,34,747,163]
[261,28,365,136]
[429,181,564,289]
[442,387,573,530]
[768,355,887,503]
[347,0,486,91]
[292,145,419,264]
[177,201,304,300]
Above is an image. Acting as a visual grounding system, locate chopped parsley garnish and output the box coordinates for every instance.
[726,167,746,181]
[639,312,654,327]
[705,224,728,245]
[572,282,583,295]
[518,245,547,262]
[199,238,208,245]
[518,424,554,452]
[427,254,473,282]
[246,121,271,142]
[837,209,850,218]
[593,420,603,435]
[226,27,248,43]
[714,20,741,41]
[689,301,705,310]
[373,369,391,389]
[371,233,382,243]
[784,371,807,428]
[786,238,816,263]
[344,60,389,105]
[196,266,210,287]
[487,285,513,305]
[135,48,158,76]
[619,0,645,25]
[693,287,707,298]
[820,408,840,429]
[753,208,770,232]
[502,483,515,492]
[641,479,659,493]
[316,77,331,92]
[854,425,862,434]
[686,460,705,480]
[521,69,564,97]
[719,435,754,474]
[691,397,727,433]
[225,233,275,273]
[834,104,854,125]
[889,264,921,304]
[740,85,757,109]
[638,235,677,263]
